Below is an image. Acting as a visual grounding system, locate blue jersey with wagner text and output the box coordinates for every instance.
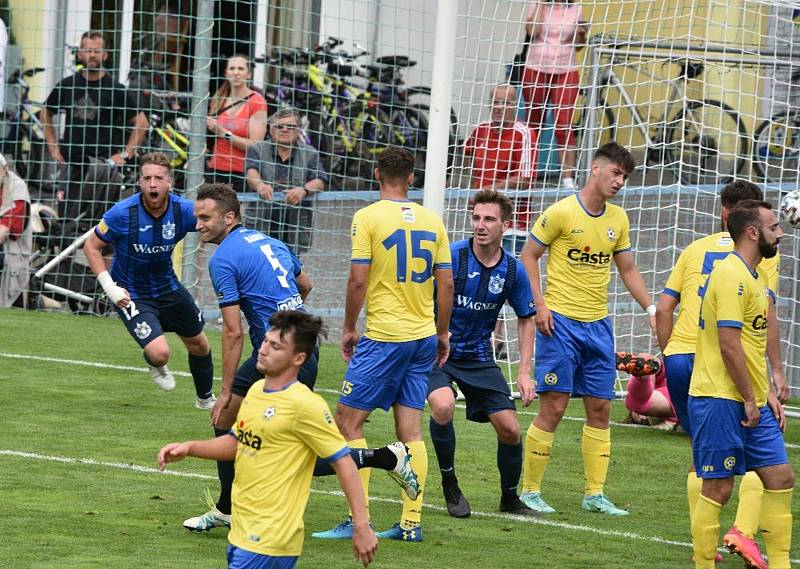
[449,238,536,361]
[209,226,304,350]
[95,193,196,299]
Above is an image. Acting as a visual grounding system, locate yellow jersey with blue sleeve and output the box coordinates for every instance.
[351,199,451,342]
[662,231,779,356]
[689,253,771,406]
[228,380,349,556]
[529,193,631,322]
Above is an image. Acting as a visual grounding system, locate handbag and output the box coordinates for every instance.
[508,33,531,85]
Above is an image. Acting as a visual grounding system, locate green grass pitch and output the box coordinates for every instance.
[0,308,797,568]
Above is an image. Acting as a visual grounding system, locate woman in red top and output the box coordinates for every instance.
[206,55,268,193]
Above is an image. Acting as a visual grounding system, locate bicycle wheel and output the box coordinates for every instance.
[752,111,800,184]
[665,99,747,185]
[572,93,616,151]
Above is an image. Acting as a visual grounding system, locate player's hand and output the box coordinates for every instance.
[211,391,232,427]
[206,117,219,134]
[258,183,274,201]
[648,313,656,335]
[517,374,536,407]
[109,153,127,165]
[351,523,377,567]
[436,332,450,367]
[741,400,760,428]
[771,368,790,403]
[284,187,307,205]
[113,288,131,308]
[341,330,360,363]
[157,442,190,470]
[534,303,553,336]
[767,391,786,432]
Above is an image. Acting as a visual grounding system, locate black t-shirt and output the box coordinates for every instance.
[45,72,138,162]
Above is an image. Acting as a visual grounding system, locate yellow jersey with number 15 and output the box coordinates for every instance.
[662,231,779,356]
[351,199,451,342]
[530,193,631,322]
[689,253,771,406]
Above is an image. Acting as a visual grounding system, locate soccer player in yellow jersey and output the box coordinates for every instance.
[157,310,378,568]
[656,181,787,568]
[687,200,794,569]
[519,142,655,516]
[313,147,454,542]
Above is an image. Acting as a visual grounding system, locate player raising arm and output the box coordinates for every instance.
[518,142,655,516]
[158,310,378,568]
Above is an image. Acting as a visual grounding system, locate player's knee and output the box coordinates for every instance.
[428,394,455,424]
[334,409,363,440]
[185,333,210,355]
[145,345,170,367]
[495,422,520,445]
[763,465,796,490]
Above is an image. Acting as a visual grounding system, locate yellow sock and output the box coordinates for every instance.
[582,425,611,496]
[348,438,370,519]
[687,471,702,525]
[760,488,793,569]
[400,440,428,529]
[733,471,763,538]
[522,424,554,493]
[692,494,722,569]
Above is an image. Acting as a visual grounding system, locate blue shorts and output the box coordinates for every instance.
[341,335,437,411]
[116,287,204,348]
[664,353,694,435]
[226,545,297,569]
[534,312,616,399]
[427,358,515,423]
[689,396,789,479]
[232,344,319,397]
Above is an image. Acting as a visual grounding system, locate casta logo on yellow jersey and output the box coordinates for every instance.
[567,246,611,265]
[752,314,768,331]
[236,420,263,450]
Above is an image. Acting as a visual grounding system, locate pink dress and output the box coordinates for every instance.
[525,1,583,74]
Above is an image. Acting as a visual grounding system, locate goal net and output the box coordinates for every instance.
[3,0,799,401]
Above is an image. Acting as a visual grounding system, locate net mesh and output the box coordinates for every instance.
[0,0,798,399]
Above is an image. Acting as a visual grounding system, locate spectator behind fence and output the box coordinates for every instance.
[464,84,536,256]
[205,54,268,194]
[522,0,589,189]
[43,30,148,226]
[245,108,327,255]
[0,154,32,308]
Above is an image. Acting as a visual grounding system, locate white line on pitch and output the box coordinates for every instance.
[3,351,800,449]
[9,447,797,564]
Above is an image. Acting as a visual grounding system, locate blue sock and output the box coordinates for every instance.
[429,417,457,481]
[188,351,214,399]
[214,427,233,515]
[497,440,523,499]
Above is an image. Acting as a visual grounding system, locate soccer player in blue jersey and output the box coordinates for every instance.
[84,152,214,407]
[519,142,655,516]
[427,189,537,518]
[314,147,453,542]
[158,310,378,569]
[687,200,794,569]
[184,183,419,533]
[656,181,787,568]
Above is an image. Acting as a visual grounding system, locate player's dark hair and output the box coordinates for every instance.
[593,142,636,174]
[80,30,106,46]
[376,146,415,183]
[140,152,173,173]
[720,180,763,208]
[197,182,241,220]
[472,189,513,222]
[727,199,773,241]
[268,310,326,360]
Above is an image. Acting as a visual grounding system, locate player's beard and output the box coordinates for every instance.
[758,231,779,259]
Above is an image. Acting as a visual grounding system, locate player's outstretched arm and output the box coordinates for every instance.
[332,455,377,567]
[766,302,790,402]
[516,316,536,406]
[342,263,369,363]
[718,327,759,427]
[214,304,245,426]
[614,251,656,332]
[520,239,552,335]
[84,232,130,308]
[434,266,454,367]
[157,435,237,470]
[655,294,678,354]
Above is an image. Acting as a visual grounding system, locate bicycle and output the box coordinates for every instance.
[574,53,747,185]
[751,69,800,183]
